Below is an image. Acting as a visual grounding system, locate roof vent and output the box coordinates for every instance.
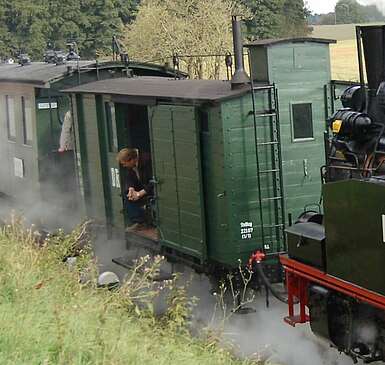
[18,54,31,66]
[55,51,67,65]
[66,42,80,61]
[44,49,56,63]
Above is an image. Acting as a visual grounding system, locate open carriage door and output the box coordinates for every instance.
[149,105,207,262]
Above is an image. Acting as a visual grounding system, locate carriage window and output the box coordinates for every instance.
[292,102,314,141]
[6,95,16,141]
[105,102,118,152]
[22,97,33,145]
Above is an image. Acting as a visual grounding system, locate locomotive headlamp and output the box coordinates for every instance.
[332,119,342,133]
[329,110,372,138]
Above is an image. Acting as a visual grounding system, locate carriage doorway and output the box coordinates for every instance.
[98,99,153,233]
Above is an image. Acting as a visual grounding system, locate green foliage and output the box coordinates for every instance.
[124,0,249,79]
[0,216,257,365]
[117,254,171,316]
[241,0,309,39]
[80,0,124,58]
[116,0,141,24]
[1,0,50,59]
[317,13,337,25]
[164,277,198,332]
[242,0,284,39]
[281,0,310,37]
[335,0,367,24]
[315,0,385,25]
[0,0,139,60]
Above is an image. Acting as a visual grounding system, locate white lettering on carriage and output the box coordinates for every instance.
[115,168,120,188]
[111,168,116,188]
[37,102,58,109]
[240,222,253,240]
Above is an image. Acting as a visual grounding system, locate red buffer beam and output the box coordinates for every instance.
[280,255,385,327]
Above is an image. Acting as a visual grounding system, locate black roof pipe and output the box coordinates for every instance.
[360,25,385,92]
[231,16,249,89]
[356,25,385,119]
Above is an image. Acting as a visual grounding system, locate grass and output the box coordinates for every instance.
[0,219,258,365]
[330,39,360,81]
[311,23,377,81]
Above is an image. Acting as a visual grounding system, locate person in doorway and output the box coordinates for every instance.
[117,148,151,232]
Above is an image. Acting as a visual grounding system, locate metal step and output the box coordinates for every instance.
[262,196,283,202]
[262,223,284,229]
[247,66,285,250]
[252,85,275,91]
[259,169,280,174]
[257,141,279,146]
[252,112,277,118]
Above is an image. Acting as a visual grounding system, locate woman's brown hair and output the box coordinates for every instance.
[116,148,139,164]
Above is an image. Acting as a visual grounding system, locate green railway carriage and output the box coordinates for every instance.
[0,60,181,226]
[246,38,337,218]
[66,37,337,277]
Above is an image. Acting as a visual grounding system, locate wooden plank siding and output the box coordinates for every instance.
[204,41,333,266]
[0,84,39,200]
[76,94,107,223]
[150,105,206,260]
[266,42,332,219]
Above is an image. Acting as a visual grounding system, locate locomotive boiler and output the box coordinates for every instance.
[280,25,385,363]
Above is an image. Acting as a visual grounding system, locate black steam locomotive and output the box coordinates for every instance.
[278,26,385,363]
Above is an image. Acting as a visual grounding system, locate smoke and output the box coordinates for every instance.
[185,271,353,365]
[92,234,131,280]
[0,148,82,232]
[0,185,358,365]
[358,0,385,14]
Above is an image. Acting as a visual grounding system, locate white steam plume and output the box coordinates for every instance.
[359,0,385,14]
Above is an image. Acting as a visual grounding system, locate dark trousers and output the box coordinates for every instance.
[126,201,146,224]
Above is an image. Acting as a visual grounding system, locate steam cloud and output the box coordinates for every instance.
[187,271,354,365]
[359,0,385,14]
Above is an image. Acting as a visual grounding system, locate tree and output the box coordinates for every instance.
[116,0,141,24]
[0,0,12,58]
[123,0,249,79]
[3,0,50,59]
[335,0,367,24]
[80,0,123,58]
[241,0,309,39]
[318,13,337,25]
[47,0,85,52]
[242,0,284,39]
[0,0,139,61]
[281,0,309,37]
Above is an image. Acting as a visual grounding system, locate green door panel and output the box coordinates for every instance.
[149,105,206,260]
[95,96,125,229]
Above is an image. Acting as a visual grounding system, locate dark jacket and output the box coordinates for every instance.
[122,167,153,206]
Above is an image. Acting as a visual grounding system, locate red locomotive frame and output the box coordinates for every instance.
[279,255,385,327]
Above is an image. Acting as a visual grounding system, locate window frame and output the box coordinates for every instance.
[104,101,118,153]
[6,95,16,142]
[21,96,33,146]
[290,101,315,142]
